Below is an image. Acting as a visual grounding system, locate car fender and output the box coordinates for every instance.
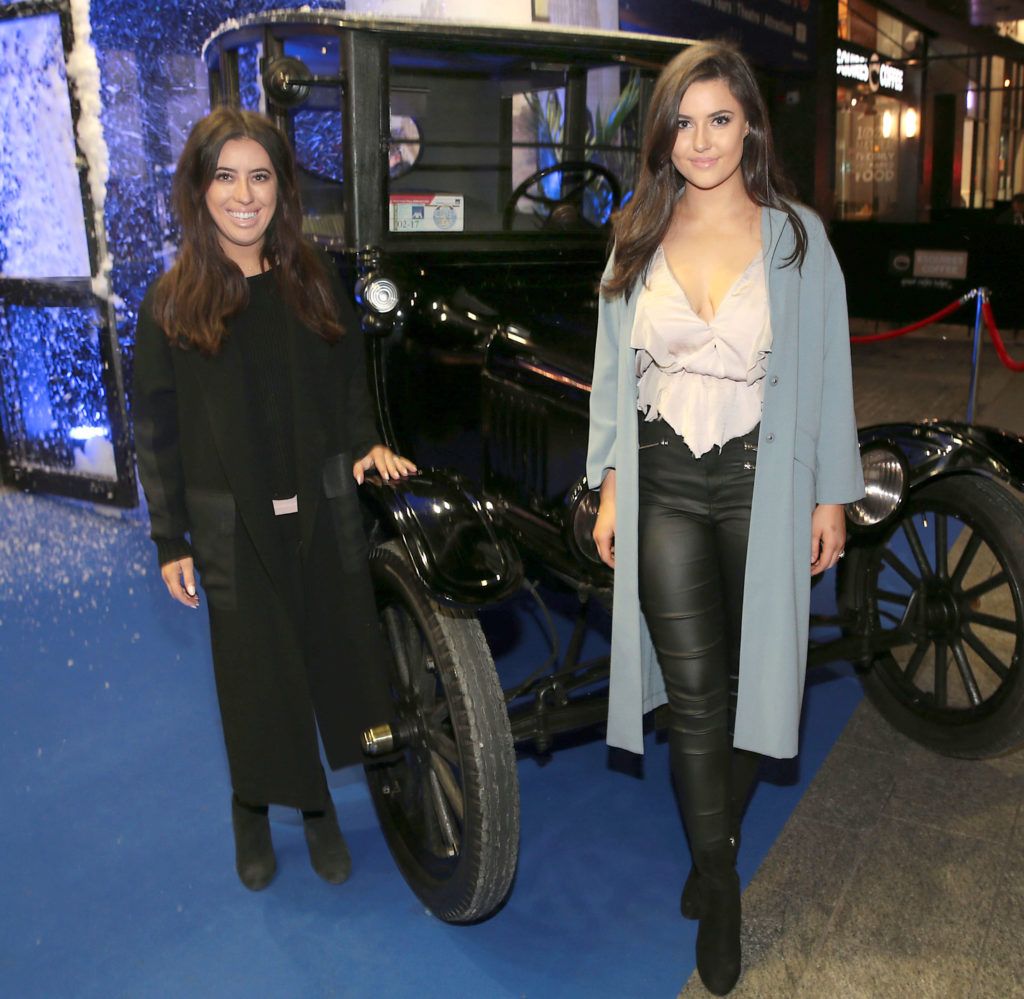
[359,469,522,606]
[837,420,1024,607]
[857,420,1024,493]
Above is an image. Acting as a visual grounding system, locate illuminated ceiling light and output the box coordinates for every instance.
[881,110,894,139]
[851,97,858,107]
[902,107,919,139]
[1005,78,1012,88]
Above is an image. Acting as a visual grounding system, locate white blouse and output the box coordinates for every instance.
[631,243,772,458]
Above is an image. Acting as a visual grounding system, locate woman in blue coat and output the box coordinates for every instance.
[587,43,863,995]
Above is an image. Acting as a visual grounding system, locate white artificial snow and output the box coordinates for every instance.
[0,488,150,601]
[72,435,117,480]
[67,0,114,299]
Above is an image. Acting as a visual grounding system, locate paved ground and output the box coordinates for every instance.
[680,324,1024,998]
[849,321,1024,435]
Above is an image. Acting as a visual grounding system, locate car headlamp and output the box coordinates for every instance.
[361,276,400,314]
[566,479,604,566]
[846,442,909,529]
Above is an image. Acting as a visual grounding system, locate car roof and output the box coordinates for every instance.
[202,8,695,66]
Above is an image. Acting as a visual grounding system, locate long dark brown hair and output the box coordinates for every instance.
[604,41,807,300]
[154,107,343,354]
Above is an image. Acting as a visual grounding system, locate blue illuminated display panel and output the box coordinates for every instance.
[0,2,129,503]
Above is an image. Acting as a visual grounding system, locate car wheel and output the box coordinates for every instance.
[844,475,1024,757]
[364,541,520,922]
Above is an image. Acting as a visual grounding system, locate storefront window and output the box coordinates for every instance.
[836,86,915,219]
[835,2,921,220]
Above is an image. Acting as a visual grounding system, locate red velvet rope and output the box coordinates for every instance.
[981,301,1024,372]
[849,297,966,343]
[849,291,1024,373]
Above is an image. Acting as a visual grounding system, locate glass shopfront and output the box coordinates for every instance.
[835,1,922,220]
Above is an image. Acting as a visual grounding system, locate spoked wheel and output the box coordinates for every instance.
[364,541,519,922]
[846,476,1024,757]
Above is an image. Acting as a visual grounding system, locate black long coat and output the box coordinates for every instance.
[133,268,392,809]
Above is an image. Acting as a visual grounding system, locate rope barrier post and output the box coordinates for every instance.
[967,287,986,423]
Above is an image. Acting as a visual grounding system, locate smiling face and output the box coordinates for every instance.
[670,77,749,194]
[203,137,278,269]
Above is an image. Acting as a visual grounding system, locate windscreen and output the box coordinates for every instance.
[386,46,649,236]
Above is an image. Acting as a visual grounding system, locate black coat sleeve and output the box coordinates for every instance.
[132,285,192,562]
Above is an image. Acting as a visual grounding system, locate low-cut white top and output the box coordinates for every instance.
[631,243,773,458]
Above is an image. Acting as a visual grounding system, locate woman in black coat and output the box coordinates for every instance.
[133,107,415,890]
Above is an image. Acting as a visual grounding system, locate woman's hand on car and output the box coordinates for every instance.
[593,469,617,568]
[353,445,418,484]
[161,556,200,608]
[810,503,846,575]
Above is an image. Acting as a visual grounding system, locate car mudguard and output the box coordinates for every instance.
[359,469,522,607]
[857,420,1024,493]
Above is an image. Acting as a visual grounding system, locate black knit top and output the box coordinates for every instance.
[242,270,297,502]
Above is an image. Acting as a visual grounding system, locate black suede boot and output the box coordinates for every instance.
[302,796,351,884]
[694,843,742,996]
[681,830,739,919]
[681,749,759,919]
[231,795,276,891]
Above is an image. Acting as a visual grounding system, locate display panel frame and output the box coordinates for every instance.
[0,0,135,507]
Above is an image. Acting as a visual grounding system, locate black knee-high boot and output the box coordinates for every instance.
[681,748,760,919]
[681,647,758,921]
[693,841,742,996]
[665,693,742,996]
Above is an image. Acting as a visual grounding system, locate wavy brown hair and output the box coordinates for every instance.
[604,41,807,300]
[153,107,344,354]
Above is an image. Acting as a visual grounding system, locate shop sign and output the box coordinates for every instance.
[837,47,904,94]
[886,248,968,290]
[913,249,968,280]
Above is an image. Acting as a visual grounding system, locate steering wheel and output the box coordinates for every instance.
[502,160,621,230]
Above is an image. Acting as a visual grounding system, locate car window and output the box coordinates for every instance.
[280,36,347,245]
[387,47,648,236]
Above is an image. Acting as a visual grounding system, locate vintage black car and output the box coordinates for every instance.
[202,11,1024,925]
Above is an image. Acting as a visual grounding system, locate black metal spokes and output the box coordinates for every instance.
[872,504,1021,716]
[379,603,466,862]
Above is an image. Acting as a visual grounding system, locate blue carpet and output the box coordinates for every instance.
[0,489,862,998]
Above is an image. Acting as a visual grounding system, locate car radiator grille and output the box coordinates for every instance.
[482,376,548,505]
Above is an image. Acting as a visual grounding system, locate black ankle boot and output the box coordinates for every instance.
[694,844,741,996]
[231,795,276,891]
[302,797,351,884]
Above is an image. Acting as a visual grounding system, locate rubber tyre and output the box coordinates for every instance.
[845,476,1024,758]
[364,541,520,922]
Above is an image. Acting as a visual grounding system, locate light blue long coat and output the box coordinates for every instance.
[586,204,865,759]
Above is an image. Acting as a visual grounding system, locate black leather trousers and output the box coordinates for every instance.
[637,417,760,853]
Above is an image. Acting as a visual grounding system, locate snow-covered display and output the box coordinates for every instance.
[0,5,116,484]
[0,11,91,278]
